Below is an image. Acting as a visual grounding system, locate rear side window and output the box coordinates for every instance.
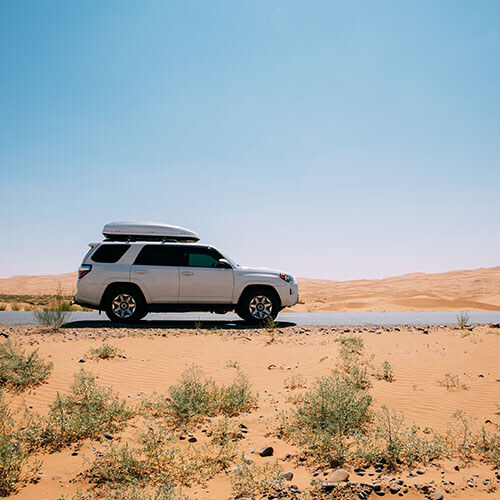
[134,245,182,266]
[182,247,222,268]
[91,244,131,263]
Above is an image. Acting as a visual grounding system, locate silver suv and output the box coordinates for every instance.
[74,223,299,324]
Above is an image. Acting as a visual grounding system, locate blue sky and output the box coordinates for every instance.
[1,0,499,280]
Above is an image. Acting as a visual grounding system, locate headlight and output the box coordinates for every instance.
[280,273,293,283]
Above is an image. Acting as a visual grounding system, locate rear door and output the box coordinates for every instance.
[131,245,181,303]
[178,246,234,303]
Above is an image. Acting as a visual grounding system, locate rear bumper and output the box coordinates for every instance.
[72,296,100,311]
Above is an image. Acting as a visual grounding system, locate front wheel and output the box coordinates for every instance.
[236,288,280,324]
[103,288,147,323]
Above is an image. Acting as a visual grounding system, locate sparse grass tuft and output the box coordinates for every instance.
[263,315,277,331]
[283,374,307,390]
[456,311,470,329]
[230,457,284,499]
[0,341,52,391]
[87,344,121,360]
[438,373,468,391]
[0,304,7,311]
[10,303,22,311]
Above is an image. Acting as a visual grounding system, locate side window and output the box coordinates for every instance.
[134,245,181,266]
[183,247,222,268]
[91,244,131,263]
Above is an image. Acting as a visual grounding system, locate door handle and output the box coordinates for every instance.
[181,271,194,276]
[135,270,148,274]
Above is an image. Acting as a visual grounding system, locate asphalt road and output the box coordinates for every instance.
[1,311,500,327]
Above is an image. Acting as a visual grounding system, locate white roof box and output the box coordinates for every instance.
[102,222,200,242]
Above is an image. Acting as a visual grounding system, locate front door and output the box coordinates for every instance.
[178,246,234,303]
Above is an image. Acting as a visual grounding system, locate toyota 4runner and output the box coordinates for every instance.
[74,222,299,324]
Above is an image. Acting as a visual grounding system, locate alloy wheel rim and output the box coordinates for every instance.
[249,295,273,319]
[112,294,136,318]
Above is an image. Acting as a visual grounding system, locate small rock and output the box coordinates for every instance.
[389,484,400,494]
[259,446,274,457]
[188,436,197,443]
[433,491,444,500]
[416,468,426,475]
[282,471,294,481]
[103,433,113,440]
[328,468,349,483]
[78,359,85,363]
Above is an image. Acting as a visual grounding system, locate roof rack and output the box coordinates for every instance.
[102,222,200,243]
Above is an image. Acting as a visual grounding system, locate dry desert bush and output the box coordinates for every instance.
[0,392,41,496]
[34,284,73,329]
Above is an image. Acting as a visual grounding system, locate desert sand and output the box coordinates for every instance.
[1,323,499,499]
[0,266,499,312]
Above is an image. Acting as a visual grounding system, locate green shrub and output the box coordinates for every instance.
[293,375,372,436]
[282,373,372,466]
[0,341,52,391]
[144,367,257,427]
[0,392,40,495]
[38,370,132,449]
[217,373,257,417]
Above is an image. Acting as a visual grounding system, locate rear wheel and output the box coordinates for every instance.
[103,287,147,323]
[236,288,280,324]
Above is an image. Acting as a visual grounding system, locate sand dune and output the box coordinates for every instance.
[0,266,499,311]
[293,266,500,312]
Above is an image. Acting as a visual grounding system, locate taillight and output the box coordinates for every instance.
[78,265,92,279]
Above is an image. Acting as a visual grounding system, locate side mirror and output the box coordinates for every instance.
[217,258,232,269]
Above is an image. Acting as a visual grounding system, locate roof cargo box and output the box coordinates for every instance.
[102,222,200,242]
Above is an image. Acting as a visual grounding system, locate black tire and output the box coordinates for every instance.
[103,286,147,324]
[236,287,280,325]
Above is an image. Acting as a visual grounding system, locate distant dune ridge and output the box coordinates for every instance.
[0,267,499,312]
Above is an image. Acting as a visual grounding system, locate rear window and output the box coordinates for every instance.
[91,244,131,263]
[134,245,182,266]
